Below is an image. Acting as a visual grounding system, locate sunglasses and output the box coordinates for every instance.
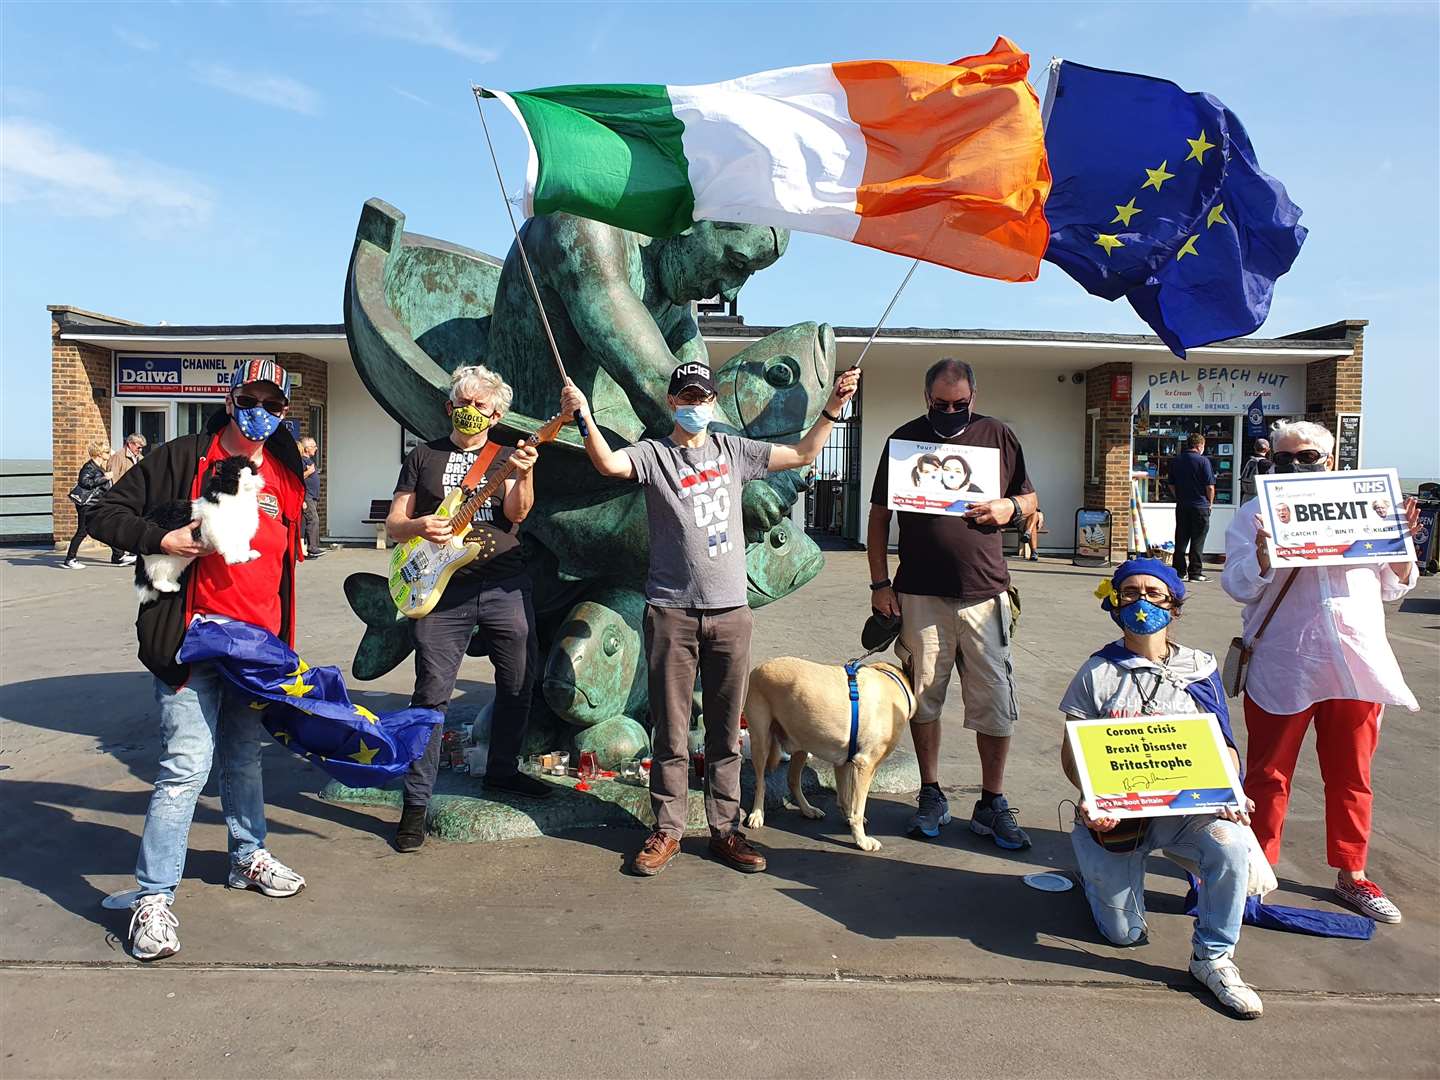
[234,394,287,416]
[929,398,971,413]
[1272,449,1325,467]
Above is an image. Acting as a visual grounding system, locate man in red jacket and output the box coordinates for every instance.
[89,358,308,961]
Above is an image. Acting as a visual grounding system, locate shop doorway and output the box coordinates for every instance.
[121,405,168,451]
[178,401,226,437]
[804,384,863,546]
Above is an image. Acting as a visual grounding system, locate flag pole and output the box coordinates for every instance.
[850,257,920,371]
[471,88,589,437]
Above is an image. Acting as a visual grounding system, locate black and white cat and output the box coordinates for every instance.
[136,454,265,604]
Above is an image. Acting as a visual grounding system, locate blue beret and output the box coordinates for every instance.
[1098,558,1187,611]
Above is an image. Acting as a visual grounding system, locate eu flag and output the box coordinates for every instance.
[1043,61,1307,356]
[178,619,438,788]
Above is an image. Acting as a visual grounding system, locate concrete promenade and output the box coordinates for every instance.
[2,544,1437,1078]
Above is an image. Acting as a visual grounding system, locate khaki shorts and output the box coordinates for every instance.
[895,592,1018,737]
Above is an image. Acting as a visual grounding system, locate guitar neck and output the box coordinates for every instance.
[451,460,518,531]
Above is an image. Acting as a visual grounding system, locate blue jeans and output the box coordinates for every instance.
[1070,814,1248,960]
[136,663,268,898]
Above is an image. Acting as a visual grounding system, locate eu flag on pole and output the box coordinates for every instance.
[1042,61,1307,356]
[178,619,438,788]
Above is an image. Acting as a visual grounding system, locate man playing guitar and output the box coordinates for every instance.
[386,364,549,852]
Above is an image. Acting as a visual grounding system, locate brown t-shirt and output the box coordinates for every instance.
[869,415,1033,602]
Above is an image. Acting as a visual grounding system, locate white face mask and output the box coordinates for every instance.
[674,403,715,434]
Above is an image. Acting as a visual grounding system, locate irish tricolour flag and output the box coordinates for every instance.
[480,37,1051,282]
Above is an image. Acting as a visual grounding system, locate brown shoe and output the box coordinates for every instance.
[708,831,767,873]
[630,831,681,877]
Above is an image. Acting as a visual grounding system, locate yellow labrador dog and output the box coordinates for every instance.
[743,657,916,851]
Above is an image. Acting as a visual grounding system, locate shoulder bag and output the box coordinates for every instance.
[1221,569,1298,697]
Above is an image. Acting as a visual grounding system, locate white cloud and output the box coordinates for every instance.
[191,63,321,115]
[392,87,433,107]
[293,1,498,63]
[114,26,158,50]
[0,119,214,225]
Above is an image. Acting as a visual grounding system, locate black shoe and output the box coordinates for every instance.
[394,803,427,852]
[485,770,554,799]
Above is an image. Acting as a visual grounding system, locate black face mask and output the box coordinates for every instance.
[928,404,971,438]
[1275,460,1327,474]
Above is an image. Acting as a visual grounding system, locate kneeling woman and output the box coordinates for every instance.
[1059,559,1263,1020]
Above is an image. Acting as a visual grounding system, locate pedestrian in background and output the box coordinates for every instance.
[1222,420,1420,924]
[104,434,147,565]
[1168,432,1215,582]
[1238,438,1273,503]
[299,436,325,558]
[62,439,121,569]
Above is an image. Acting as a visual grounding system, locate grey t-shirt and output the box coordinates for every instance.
[627,432,772,608]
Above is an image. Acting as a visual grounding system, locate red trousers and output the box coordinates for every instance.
[1243,697,1383,872]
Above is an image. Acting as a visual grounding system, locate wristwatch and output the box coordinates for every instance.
[870,578,892,591]
[1009,496,1023,522]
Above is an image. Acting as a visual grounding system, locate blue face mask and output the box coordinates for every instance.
[1114,598,1172,636]
[674,403,714,434]
[235,404,283,441]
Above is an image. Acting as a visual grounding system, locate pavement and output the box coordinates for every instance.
[2,543,1437,1079]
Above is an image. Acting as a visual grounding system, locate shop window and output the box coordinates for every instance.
[177,401,226,437]
[1132,414,1241,506]
[308,404,324,446]
[401,428,422,462]
[1087,409,1100,483]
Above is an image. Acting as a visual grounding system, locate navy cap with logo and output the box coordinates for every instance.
[668,361,716,398]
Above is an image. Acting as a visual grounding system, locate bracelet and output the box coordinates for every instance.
[870,578,892,591]
[821,408,842,423]
[1009,496,1023,521]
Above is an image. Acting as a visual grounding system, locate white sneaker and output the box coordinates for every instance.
[62,559,85,570]
[118,554,137,566]
[128,894,180,961]
[1189,955,1263,1018]
[228,849,306,897]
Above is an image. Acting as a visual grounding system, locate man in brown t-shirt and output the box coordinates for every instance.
[867,358,1037,850]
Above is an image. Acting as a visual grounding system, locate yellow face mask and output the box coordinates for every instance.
[451,405,492,436]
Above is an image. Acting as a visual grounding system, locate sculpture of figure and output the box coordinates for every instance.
[342,199,835,769]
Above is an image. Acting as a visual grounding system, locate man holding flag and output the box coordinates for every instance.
[89,360,313,961]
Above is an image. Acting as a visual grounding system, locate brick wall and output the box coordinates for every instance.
[277,353,329,536]
[1082,361,1135,562]
[51,317,114,544]
[1296,321,1365,438]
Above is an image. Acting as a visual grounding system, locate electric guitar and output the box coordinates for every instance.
[389,413,568,619]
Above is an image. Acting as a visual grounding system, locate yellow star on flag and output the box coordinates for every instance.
[1185,130,1215,164]
[353,705,380,725]
[248,699,270,711]
[1094,233,1125,255]
[348,738,380,765]
[1111,198,1142,227]
[1206,203,1228,229]
[273,729,292,745]
[1363,541,1374,550]
[1176,235,1200,261]
[1142,160,1175,192]
[279,666,314,699]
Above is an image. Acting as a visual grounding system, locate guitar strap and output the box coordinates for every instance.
[460,441,505,493]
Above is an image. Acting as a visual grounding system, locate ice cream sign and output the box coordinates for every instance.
[116,354,275,397]
[1132,363,1305,414]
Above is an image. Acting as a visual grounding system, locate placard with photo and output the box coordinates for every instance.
[1255,467,1414,568]
[886,439,1000,516]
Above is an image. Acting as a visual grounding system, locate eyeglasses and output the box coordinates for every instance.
[674,391,716,405]
[1117,586,1175,607]
[929,398,971,413]
[234,394,287,416]
[1272,449,1325,467]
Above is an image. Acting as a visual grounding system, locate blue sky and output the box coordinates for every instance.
[3,1,1436,475]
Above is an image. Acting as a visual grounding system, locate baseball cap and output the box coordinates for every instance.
[668,361,715,398]
[230,357,291,399]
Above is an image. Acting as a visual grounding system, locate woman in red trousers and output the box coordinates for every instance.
[1222,420,1419,924]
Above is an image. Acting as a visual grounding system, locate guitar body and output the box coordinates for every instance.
[388,487,500,619]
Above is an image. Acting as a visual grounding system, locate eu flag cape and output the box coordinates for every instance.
[178,619,438,787]
[1042,60,1307,356]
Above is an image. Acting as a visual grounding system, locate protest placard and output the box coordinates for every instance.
[1255,468,1414,568]
[1066,714,1244,820]
[885,438,1000,516]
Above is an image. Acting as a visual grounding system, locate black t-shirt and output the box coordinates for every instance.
[394,436,524,582]
[869,414,1033,602]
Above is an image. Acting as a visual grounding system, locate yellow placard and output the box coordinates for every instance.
[1066,714,1243,819]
